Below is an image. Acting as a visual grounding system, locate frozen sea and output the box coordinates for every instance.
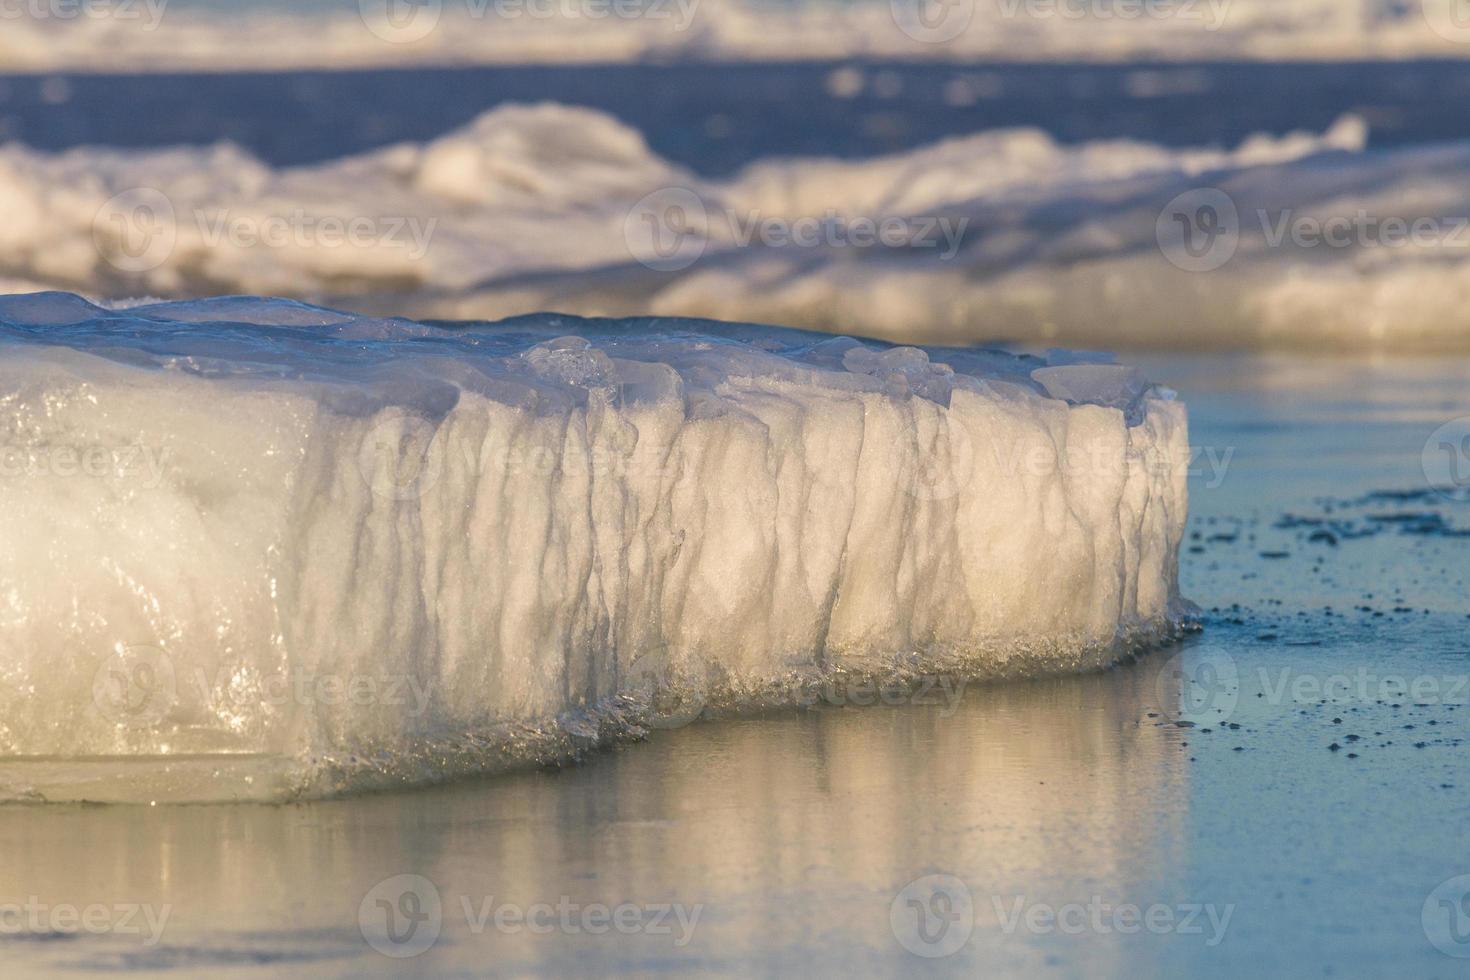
[4,352,1468,978]
[1,57,1469,978]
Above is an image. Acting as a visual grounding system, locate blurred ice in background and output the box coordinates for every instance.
[3,0,1470,351]
[4,0,1469,71]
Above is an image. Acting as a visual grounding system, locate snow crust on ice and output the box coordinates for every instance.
[0,293,1189,801]
[11,103,1451,351]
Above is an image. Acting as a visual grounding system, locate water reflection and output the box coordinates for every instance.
[0,654,1193,977]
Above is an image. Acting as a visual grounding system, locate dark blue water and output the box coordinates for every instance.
[8,60,1470,175]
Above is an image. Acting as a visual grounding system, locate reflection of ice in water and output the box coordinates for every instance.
[0,659,1189,976]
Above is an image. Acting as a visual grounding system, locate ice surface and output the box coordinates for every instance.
[10,103,1448,351]
[1,0,1465,72]
[0,293,1189,802]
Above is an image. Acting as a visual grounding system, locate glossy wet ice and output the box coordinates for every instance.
[2,352,1466,978]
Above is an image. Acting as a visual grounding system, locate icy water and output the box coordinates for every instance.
[10,60,1470,175]
[2,353,1467,979]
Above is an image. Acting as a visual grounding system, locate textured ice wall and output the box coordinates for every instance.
[10,103,1451,352]
[0,0,1463,72]
[0,294,1188,801]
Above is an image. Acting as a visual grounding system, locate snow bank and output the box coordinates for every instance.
[3,0,1468,73]
[0,293,1189,802]
[13,102,1460,351]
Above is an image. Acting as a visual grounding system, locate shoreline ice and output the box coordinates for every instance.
[16,102,1468,352]
[0,293,1189,802]
[3,1,1470,74]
